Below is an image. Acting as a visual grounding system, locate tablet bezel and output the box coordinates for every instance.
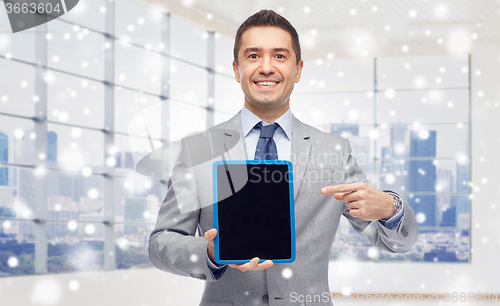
[212,160,295,265]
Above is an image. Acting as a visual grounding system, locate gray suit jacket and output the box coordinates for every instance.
[149,112,418,306]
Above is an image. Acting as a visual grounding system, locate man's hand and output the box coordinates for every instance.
[204,228,218,263]
[228,257,274,272]
[203,228,274,272]
[321,182,395,221]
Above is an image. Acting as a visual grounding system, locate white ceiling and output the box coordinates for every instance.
[143,0,500,59]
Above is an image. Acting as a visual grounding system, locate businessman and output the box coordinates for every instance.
[149,10,418,306]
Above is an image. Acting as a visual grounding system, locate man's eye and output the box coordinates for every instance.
[276,54,285,59]
[249,54,258,59]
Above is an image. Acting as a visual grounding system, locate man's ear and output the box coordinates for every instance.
[295,59,304,83]
[232,60,241,83]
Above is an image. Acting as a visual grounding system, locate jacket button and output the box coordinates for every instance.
[262,294,269,302]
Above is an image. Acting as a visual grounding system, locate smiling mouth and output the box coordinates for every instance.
[255,81,279,86]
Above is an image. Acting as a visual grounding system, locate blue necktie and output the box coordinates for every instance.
[254,123,279,160]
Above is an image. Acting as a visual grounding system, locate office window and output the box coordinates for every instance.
[296,55,471,263]
[0,60,35,117]
[0,1,472,278]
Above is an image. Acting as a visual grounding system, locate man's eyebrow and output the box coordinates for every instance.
[272,48,291,53]
[243,47,261,54]
[242,47,291,54]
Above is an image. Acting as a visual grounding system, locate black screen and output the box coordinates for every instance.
[217,164,292,261]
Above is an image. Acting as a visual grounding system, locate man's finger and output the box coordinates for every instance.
[321,182,366,195]
[203,228,217,241]
[228,258,274,272]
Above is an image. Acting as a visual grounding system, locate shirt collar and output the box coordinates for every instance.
[241,105,292,141]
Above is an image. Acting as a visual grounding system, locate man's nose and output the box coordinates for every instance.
[258,56,275,75]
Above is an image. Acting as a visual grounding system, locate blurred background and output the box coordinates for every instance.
[0,0,499,305]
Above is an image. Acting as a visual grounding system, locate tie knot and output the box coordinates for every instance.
[257,123,278,139]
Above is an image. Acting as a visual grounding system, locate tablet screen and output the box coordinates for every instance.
[214,161,295,263]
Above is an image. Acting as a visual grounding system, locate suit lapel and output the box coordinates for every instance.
[291,115,311,200]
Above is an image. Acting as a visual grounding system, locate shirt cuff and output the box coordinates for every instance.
[378,191,404,230]
[207,254,227,279]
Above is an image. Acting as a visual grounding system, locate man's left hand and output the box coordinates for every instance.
[321,182,395,221]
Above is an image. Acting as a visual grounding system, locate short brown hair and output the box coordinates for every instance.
[233,10,301,65]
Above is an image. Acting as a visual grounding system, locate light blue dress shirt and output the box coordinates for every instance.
[207,105,404,276]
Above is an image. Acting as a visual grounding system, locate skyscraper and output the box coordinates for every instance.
[406,130,437,229]
[0,131,8,186]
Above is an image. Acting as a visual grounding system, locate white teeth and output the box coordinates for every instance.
[256,81,278,85]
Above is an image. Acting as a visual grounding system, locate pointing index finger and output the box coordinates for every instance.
[321,182,365,195]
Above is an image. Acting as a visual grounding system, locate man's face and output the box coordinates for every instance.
[233,26,303,112]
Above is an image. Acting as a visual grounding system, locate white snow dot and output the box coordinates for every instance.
[82,166,92,177]
[190,254,198,262]
[58,112,69,122]
[416,213,426,223]
[106,157,117,167]
[99,6,106,14]
[409,10,418,18]
[282,268,293,279]
[68,280,80,291]
[372,6,378,12]
[367,247,378,258]
[369,130,379,139]
[348,109,358,120]
[206,13,213,20]
[7,257,18,267]
[385,174,395,185]
[1,95,8,102]
[384,88,396,99]
[402,45,409,53]
[87,188,98,199]
[419,130,430,139]
[67,220,78,231]
[71,128,81,139]
[341,287,351,296]
[14,129,24,139]
[350,9,357,16]
[477,91,484,98]
[81,61,88,68]
[85,224,96,235]
[303,6,311,14]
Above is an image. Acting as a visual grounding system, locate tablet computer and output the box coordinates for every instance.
[212,160,295,265]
